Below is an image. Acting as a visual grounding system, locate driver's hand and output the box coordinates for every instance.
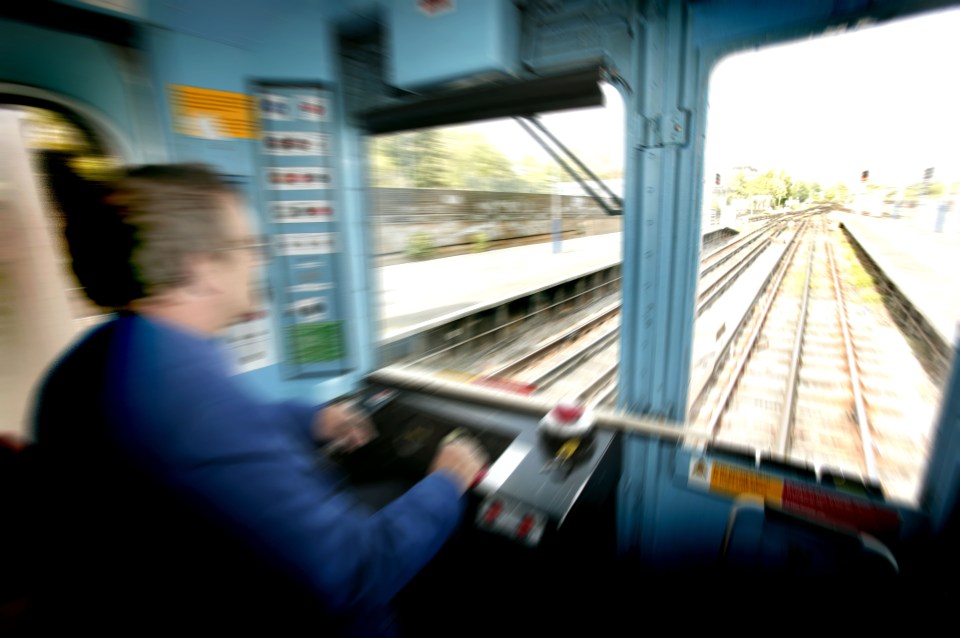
[430,437,489,496]
[314,401,377,453]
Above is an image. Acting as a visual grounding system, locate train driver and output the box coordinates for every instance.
[29,159,487,636]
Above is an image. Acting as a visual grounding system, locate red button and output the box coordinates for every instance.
[516,514,535,539]
[553,404,584,423]
[470,466,489,490]
[483,501,503,525]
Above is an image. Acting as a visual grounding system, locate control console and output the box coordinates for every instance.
[331,384,620,551]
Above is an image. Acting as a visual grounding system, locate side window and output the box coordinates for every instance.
[369,85,625,411]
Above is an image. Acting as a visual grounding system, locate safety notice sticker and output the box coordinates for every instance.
[688,457,900,537]
[169,85,257,139]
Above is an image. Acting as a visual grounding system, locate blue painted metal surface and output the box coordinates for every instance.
[134,2,376,403]
[922,338,960,534]
[614,0,709,556]
[0,17,140,156]
[386,0,521,90]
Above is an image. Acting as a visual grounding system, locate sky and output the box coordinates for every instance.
[705,6,960,188]
[468,5,960,191]
[459,83,625,175]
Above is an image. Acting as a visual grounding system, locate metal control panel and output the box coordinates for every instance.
[337,385,620,550]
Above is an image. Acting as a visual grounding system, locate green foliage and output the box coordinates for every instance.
[470,232,488,253]
[451,131,520,191]
[903,181,945,202]
[370,130,451,188]
[730,168,799,208]
[412,130,448,188]
[368,126,582,193]
[836,239,882,305]
[405,232,436,260]
[824,182,850,202]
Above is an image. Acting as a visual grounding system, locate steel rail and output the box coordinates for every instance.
[826,233,879,482]
[777,235,816,456]
[703,221,809,439]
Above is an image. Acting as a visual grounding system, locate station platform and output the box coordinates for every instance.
[377,232,622,340]
[837,213,960,348]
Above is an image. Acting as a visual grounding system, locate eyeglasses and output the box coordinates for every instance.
[221,235,269,260]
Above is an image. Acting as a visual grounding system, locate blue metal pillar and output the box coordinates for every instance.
[921,336,960,535]
[616,0,707,555]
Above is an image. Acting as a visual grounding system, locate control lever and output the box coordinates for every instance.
[441,428,489,490]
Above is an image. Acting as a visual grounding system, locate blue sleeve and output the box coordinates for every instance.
[115,327,466,614]
[279,399,323,444]
[181,444,465,613]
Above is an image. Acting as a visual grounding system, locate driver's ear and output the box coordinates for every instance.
[181,253,222,297]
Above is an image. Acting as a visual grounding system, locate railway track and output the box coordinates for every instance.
[404,215,796,372]
[388,206,937,504]
[693,220,876,473]
[404,214,811,412]
[688,218,938,503]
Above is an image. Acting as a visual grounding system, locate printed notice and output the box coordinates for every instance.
[262,132,329,156]
[269,200,334,223]
[266,167,332,190]
[169,85,257,139]
[274,233,336,256]
[289,297,329,323]
[296,95,329,121]
[259,94,293,121]
[222,308,275,374]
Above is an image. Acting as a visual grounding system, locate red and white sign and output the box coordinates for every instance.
[269,200,334,223]
[296,96,328,122]
[418,0,454,17]
[265,167,332,190]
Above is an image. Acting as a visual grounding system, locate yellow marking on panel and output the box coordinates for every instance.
[709,462,784,504]
[169,85,257,139]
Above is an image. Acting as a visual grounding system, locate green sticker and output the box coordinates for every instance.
[287,322,344,363]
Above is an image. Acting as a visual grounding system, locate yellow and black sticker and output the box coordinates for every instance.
[169,85,257,139]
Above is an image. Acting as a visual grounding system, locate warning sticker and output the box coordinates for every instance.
[781,482,900,536]
[709,461,784,503]
[688,457,712,487]
[169,85,257,139]
[688,457,900,537]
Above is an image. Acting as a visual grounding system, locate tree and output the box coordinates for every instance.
[368,126,609,193]
[824,182,850,202]
[904,180,945,202]
[730,170,752,200]
[368,130,452,187]
[745,169,790,208]
[515,154,563,193]
[410,130,448,188]
[446,131,518,191]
